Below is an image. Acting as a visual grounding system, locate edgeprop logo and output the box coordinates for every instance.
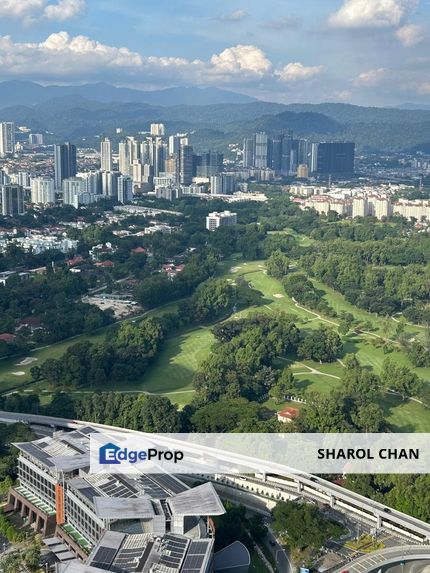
[98,442,184,465]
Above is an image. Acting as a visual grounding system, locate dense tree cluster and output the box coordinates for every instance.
[194,314,301,403]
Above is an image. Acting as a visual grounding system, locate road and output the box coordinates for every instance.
[333,546,430,573]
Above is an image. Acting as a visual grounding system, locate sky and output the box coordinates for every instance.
[0,0,430,106]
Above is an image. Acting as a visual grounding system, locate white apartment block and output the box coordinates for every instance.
[31,177,55,205]
[206,210,237,231]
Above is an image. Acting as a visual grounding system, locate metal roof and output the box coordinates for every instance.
[93,497,155,520]
[167,483,225,517]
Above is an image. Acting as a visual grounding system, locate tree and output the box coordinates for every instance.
[298,326,343,363]
[23,543,41,573]
[272,501,344,552]
[266,250,290,279]
[380,357,424,400]
[269,370,298,403]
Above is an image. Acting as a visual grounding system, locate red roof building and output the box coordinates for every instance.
[277,407,300,424]
[0,333,17,343]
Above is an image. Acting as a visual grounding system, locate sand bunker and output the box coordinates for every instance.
[12,371,25,376]
[17,357,38,366]
[273,294,285,298]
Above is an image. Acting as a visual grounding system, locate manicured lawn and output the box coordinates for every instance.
[380,394,430,432]
[0,301,180,394]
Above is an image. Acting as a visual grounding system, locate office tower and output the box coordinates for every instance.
[206,210,237,231]
[0,122,15,157]
[117,175,133,204]
[210,174,235,195]
[254,132,269,168]
[62,177,86,206]
[310,142,319,173]
[179,144,194,185]
[298,139,310,166]
[1,184,24,215]
[31,177,55,205]
[314,142,355,174]
[54,142,77,190]
[197,151,224,177]
[150,123,165,136]
[168,135,181,156]
[101,171,119,198]
[243,137,255,167]
[100,138,113,172]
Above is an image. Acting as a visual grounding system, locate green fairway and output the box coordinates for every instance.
[0,301,180,394]
[381,394,430,432]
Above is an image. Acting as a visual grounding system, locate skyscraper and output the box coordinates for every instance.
[179,144,194,185]
[100,138,113,172]
[0,122,15,157]
[243,137,255,167]
[314,142,355,174]
[150,123,165,136]
[197,151,224,177]
[254,132,269,168]
[1,184,24,216]
[54,142,77,190]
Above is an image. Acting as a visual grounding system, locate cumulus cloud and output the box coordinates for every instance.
[353,67,390,86]
[43,0,85,20]
[395,23,425,45]
[277,62,324,82]
[210,45,273,78]
[328,0,417,29]
[0,0,85,22]
[0,32,325,91]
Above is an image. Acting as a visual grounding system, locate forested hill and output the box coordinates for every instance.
[2,96,430,153]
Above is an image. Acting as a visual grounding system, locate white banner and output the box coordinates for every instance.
[89,432,430,474]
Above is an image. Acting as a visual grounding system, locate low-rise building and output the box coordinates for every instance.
[206,211,237,231]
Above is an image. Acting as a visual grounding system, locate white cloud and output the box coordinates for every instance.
[0,33,325,91]
[43,0,85,20]
[395,23,425,45]
[277,62,324,82]
[353,67,390,86]
[210,45,273,78]
[328,0,417,29]
[216,9,248,22]
[261,16,299,30]
[0,0,85,22]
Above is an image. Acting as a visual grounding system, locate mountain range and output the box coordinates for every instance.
[0,81,256,108]
[1,81,430,153]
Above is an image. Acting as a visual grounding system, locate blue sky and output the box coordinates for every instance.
[0,0,430,106]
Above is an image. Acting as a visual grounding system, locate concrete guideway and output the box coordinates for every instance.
[1,410,430,548]
[333,545,430,573]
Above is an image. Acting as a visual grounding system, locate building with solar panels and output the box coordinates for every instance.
[6,426,225,573]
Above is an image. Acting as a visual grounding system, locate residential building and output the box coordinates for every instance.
[210,174,235,195]
[352,196,368,218]
[0,122,15,157]
[117,175,133,204]
[206,210,237,231]
[100,138,113,172]
[150,123,165,136]
[62,178,87,207]
[254,132,269,168]
[179,144,194,185]
[156,187,182,201]
[31,177,56,205]
[101,171,119,198]
[29,133,44,145]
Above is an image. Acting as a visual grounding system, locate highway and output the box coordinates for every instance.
[1,410,430,549]
[333,546,430,573]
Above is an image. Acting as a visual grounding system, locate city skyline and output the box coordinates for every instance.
[0,0,429,107]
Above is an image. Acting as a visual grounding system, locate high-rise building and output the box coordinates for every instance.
[254,132,269,168]
[54,142,77,190]
[314,142,355,174]
[0,122,15,157]
[150,123,165,136]
[210,174,235,195]
[243,137,255,167]
[29,133,43,145]
[297,164,309,179]
[206,210,237,231]
[100,138,113,172]
[352,196,368,218]
[197,151,224,177]
[16,171,30,188]
[179,144,194,185]
[31,177,55,205]
[101,171,119,198]
[117,175,133,203]
[0,170,10,185]
[62,177,86,207]
[79,171,102,195]
[1,184,24,216]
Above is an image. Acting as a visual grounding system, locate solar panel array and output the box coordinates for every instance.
[98,476,137,498]
[159,535,189,570]
[135,476,168,499]
[19,443,54,467]
[181,541,210,573]
[78,486,100,503]
[151,475,188,495]
[91,546,117,570]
